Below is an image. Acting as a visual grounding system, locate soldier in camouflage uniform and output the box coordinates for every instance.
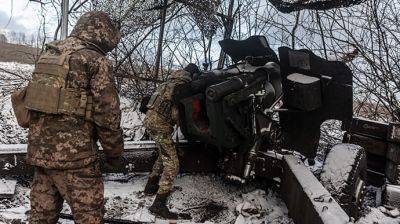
[143,64,199,219]
[26,11,124,224]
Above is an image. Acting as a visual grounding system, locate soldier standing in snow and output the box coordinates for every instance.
[143,64,199,219]
[24,11,124,224]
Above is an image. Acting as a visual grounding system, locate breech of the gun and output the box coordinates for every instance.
[190,68,240,93]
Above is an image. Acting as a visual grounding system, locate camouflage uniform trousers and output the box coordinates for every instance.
[147,130,179,195]
[29,162,104,224]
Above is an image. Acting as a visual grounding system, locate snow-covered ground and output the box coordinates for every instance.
[1,62,400,224]
[0,62,32,144]
[0,174,293,224]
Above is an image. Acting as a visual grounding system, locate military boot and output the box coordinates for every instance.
[144,176,160,196]
[149,192,192,220]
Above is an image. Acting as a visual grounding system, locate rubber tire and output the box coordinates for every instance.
[320,143,367,219]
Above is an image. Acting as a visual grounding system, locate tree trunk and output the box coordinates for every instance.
[154,0,168,79]
[217,0,235,69]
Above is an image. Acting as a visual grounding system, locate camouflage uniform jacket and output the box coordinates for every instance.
[143,70,191,134]
[26,11,124,169]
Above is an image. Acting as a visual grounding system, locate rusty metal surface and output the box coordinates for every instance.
[281,155,351,224]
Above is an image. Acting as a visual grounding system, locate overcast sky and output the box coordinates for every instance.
[0,0,57,36]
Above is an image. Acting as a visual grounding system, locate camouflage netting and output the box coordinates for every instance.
[179,0,221,38]
[95,0,171,30]
[95,0,221,38]
[267,0,367,13]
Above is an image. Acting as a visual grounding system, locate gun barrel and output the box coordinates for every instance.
[206,71,269,102]
[206,77,245,101]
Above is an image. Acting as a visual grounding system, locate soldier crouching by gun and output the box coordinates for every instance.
[142,64,200,220]
[12,11,125,224]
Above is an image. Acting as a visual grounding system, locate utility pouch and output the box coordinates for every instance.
[158,100,172,117]
[146,83,176,120]
[25,82,61,114]
[11,87,30,128]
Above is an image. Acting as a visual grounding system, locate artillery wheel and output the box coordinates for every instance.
[320,143,367,219]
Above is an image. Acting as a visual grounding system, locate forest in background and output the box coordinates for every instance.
[0,0,398,123]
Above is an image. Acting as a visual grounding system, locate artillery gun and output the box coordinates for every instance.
[173,35,400,222]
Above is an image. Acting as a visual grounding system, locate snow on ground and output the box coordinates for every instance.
[120,97,146,141]
[357,207,400,224]
[0,62,32,144]
[0,174,293,224]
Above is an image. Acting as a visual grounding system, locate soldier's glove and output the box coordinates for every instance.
[184,63,200,76]
[103,156,127,173]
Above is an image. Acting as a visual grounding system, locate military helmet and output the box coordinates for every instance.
[70,11,121,53]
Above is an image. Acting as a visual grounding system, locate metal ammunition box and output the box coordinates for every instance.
[349,117,389,139]
[344,132,387,157]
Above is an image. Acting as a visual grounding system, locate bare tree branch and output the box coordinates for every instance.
[267,0,367,13]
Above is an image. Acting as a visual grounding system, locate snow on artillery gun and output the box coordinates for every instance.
[173,35,383,222]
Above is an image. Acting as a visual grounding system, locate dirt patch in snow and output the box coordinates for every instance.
[0,174,293,224]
